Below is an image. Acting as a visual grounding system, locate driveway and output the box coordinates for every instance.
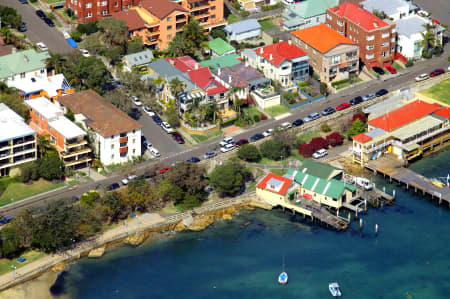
[1,0,73,54]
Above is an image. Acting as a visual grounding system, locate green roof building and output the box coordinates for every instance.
[208,38,236,57]
[0,49,50,81]
[297,159,343,180]
[200,53,241,71]
[282,0,339,31]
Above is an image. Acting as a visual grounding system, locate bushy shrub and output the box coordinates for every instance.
[405,60,414,67]
[298,143,314,158]
[321,123,331,133]
[253,115,260,122]
[309,137,328,152]
[237,144,261,162]
[326,132,344,147]
[260,140,287,160]
[352,113,366,123]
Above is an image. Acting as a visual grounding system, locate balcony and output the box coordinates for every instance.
[61,146,91,158]
[66,137,88,148]
[13,136,35,146]
[190,2,210,11]
[119,147,128,154]
[192,10,210,18]
[119,136,128,143]
[64,156,91,168]
[0,141,9,150]
[176,14,187,22]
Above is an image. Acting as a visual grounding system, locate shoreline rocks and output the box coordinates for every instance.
[87,248,105,258]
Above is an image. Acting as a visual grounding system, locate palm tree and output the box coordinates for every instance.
[169,77,184,98]
[420,23,436,57]
[46,52,66,74]
[208,102,219,124]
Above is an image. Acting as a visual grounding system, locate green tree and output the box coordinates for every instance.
[165,18,208,59]
[0,226,22,258]
[211,28,226,40]
[39,152,64,181]
[46,52,67,74]
[372,9,388,20]
[166,106,180,128]
[0,92,30,122]
[66,56,110,95]
[165,34,186,57]
[36,135,55,157]
[210,163,251,197]
[420,23,436,58]
[0,6,22,29]
[347,118,367,138]
[10,209,35,248]
[127,38,144,54]
[320,83,328,95]
[100,191,126,223]
[237,144,261,162]
[167,162,208,195]
[259,140,289,161]
[80,190,101,207]
[123,179,157,212]
[65,107,75,121]
[169,77,185,97]
[97,17,128,47]
[157,179,184,204]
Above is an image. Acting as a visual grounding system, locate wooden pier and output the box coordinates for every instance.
[365,157,450,206]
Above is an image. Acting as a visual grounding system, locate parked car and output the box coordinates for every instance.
[143,106,155,116]
[36,42,48,52]
[220,143,235,153]
[143,140,152,149]
[372,67,385,75]
[157,166,169,174]
[235,139,249,146]
[417,10,429,17]
[432,19,440,24]
[304,112,320,122]
[336,102,351,111]
[171,132,185,144]
[386,66,397,74]
[44,17,55,27]
[250,133,264,142]
[0,216,14,226]
[107,183,120,191]
[350,96,363,106]
[18,22,27,32]
[292,119,304,127]
[262,128,274,137]
[430,69,445,77]
[79,49,90,57]
[203,151,217,159]
[161,122,174,133]
[415,73,430,82]
[152,115,162,125]
[312,149,328,159]
[36,10,46,19]
[219,137,234,147]
[322,107,336,116]
[187,157,200,163]
[150,147,160,157]
[19,0,28,4]
[362,93,376,101]
[131,96,142,106]
[279,122,292,130]
[375,89,388,97]
[121,174,138,185]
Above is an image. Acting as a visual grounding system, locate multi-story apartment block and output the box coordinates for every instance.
[56,90,142,166]
[26,97,91,169]
[178,0,226,31]
[326,3,396,68]
[242,41,309,92]
[292,24,359,83]
[0,103,37,177]
[66,0,141,23]
[0,49,49,81]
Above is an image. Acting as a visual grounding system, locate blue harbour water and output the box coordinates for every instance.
[54,149,450,298]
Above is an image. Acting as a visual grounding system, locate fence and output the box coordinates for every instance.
[283,90,326,110]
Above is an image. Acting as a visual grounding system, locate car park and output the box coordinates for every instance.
[362,93,376,101]
[152,115,162,125]
[19,23,27,32]
[322,107,336,116]
[107,183,120,191]
[430,69,445,77]
[279,122,292,130]
[235,139,249,146]
[121,174,138,185]
[161,122,174,133]
[150,147,160,157]
[350,96,363,106]
[44,17,55,27]
[220,143,235,153]
[250,133,264,142]
[372,67,385,75]
[292,119,304,127]
[143,140,152,149]
[304,112,320,122]
[336,102,350,111]
[79,49,90,57]
[143,106,155,116]
[262,128,274,137]
[187,157,200,163]
[375,89,388,97]
[36,42,48,52]
[36,10,46,19]
[312,149,328,159]
[157,166,169,174]
[203,151,217,159]
[386,66,397,74]
[415,73,430,82]
[220,137,234,147]
[131,96,142,106]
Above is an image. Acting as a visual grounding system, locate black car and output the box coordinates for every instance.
[375,89,388,97]
[292,119,304,127]
[36,10,46,19]
[372,67,385,75]
[322,107,336,116]
[350,96,363,106]
[19,23,27,32]
[44,17,55,27]
[107,183,120,191]
[152,115,162,125]
[250,133,264,142]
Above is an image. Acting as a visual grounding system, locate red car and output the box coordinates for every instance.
[157,166,169,174]
[430,69,445,77]
[432,19,440,24]
[235,139,249,146]
[386,66,397,74]
[336,102,350,111]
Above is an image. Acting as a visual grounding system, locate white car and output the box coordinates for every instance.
[279,122,292,131]
[131,96,142,106]
[121,174,138,185]
[219,137,234,147]
[417,10,429,17]
[220,143,235,153]
[161,122,174,133]
[312,149,328,159]
[63,31,70,39]
[143,140,152,149]
[79,49,90,57]
[36,42,48,52]
[143,106,155,116]
[262,128,274,137]
[415,73,430,82]
[150,147,160,157]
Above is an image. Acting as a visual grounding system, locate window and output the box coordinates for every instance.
[391,29,396,33]
[101,0,107,6]
[102,10,107,16]
[120,133,126,137]
[120,152,127,157]
[330,55,341,64]
[167,17,172,21]
[168,34,172,39]
[86,3,92,8]
[306,20,311,24]
[316,17,319,22]
[326,14,332,20]
[111,144,114,149]
[338,30,344,35]
[381,42,388,47]
[391,47,395,52]
[40,69,45,74]
[366,45,374,50]
[111,154,114,159]
[349,35,352,40]
[120,142,127,147]
[382,32,389,38]
[87,12,92,18]
[366,35,374,41]
[211,14,215,19]
[211,6,216,10]
[133,149,136,154]
[381,51,387,57]
[337,20,344,26]
[350,25,352,30]
[133,139,135,144]
[366,53,374,59]
[20,72,25,78]
[167,25,172,30]
[114,1,118,7]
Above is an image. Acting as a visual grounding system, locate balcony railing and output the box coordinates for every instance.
[119,136,128,143]
[61,147,91,158]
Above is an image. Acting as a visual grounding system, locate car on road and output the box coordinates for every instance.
[19,0,28,4]
[292,119,304,127]
[385,66,397,74]
[336,102,350,111]
[203,151,217,159]
[415,73,430,82]
[143,140,152,149]
[150,147,160,157]
[72,196,80,201]
[235,139,249,146]
[36,42,48,52]
[187,157,200,163]
[363,93,376,101]
[44,17,55,27]
[250,133,264,142]
[304,112,320,122]
[0,216,14,226]
[121,174,138,185]
[79,49,90,57]
[36,10,46,19]
[220,143,235,153]
[262,128,274,137]
[161,122,174,133]
[107,183,120,191]
[417,10,429,17]
[157,166,169,174]
[143,106,155,116]
[375,89,388,97]
[220,137,234,147]
[350,96,363,106]
[19,23,27,32]
[152,115,162,125]
[372,67,385,75]
[432,19,440,24]
[171,132,185,144]
[279,122,292,130]
[322,107,336,116]
[131,96,142,106]
[312,149,328,159]
[430,69,445,77]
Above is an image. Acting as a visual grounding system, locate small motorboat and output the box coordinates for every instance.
[329,282,341,297]
[431,178,445,188]
[278,272,288,285]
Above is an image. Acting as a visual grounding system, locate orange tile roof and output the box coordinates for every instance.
[111,10,145,31]
[254,41,307,67]
[142,0,187,20]
[329,3,390,31]
[256,173,293,195]
[292,24,355,53]
[368,100,441,131]
[352,133,372,143]
[434,107,450,119]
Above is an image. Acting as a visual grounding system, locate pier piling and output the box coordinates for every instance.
[375,224,378,237]
[359,218,363,231]
[347,213,350,222]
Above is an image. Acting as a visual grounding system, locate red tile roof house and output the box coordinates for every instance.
[256,173,295,203]
[326,2,396,68]
[351,100,449,166]
[241,41,309,92]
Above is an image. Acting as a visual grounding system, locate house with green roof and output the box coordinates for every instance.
[282,0,339,31]
[289,159,343,181]
[0,49,50,81]
[200,53,241,71]
[208,38,235,57]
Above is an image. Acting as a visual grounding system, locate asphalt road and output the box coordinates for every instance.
[413,0,450,25]
[1,0,73,53]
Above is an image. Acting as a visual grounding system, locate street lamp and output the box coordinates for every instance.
[11,265,16,280]
[280,156,284,170]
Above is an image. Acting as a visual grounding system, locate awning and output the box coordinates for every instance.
[303,193,312,199]
[402,143,419,152]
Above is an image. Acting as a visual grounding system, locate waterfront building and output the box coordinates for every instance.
[0,49,49,81]
[282,0,339,31]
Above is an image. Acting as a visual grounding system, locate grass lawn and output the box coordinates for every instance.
[258,19,275,31]
[334,77,363,90]
[0,179,65,207]
[227,14,240,24]
[45,0,65,3]
[296,129,320,144]
[0,251,47,276]
[264,104,291,117]
[245,181,258,191]
[242,106,261,119]
[191,130,222,143]
[420,79,450,105]
[269,168,288,176]
[392,61,403,70]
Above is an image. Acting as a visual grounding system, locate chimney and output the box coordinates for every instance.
[288,40,292,45]
[269,53,273,61]
[373,21,378,28]
[245,61,249,67]
[228,75,232,84]
[169,59,174,66]
[218,68,221,76]
[195,63,199,70]
[260,48,264,54]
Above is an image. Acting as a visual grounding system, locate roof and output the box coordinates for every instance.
[7,74,71,98]
[25,97,63,120]
[292,24,356,53]
[141,0,187,20]
[293,171,356,199]
[48,117,86,139]
[0,44,14,57]
[394,15,429,38]
[111,9,145,31]
[208,38,235,56]
[165,56,198,72]
[0,49,50,80]
[199,53,241,71]
[123,50,154,67]
[299,159,342,180]
[0,103,36,143]
[283,0,339,19]
[224,19,261,35]
[187,67,227,95]
[213,67,248,88]
[368,100,442,131]
[148,58,197,92]
[256,173,293,195]
[392,115,443,141]
[254,41,308,67]
[352,133,372,143]
[213,62,266,89]
[329,3,390,31]
[56,90,142,137]
[434,107,450,119]
[361,0,411,17]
